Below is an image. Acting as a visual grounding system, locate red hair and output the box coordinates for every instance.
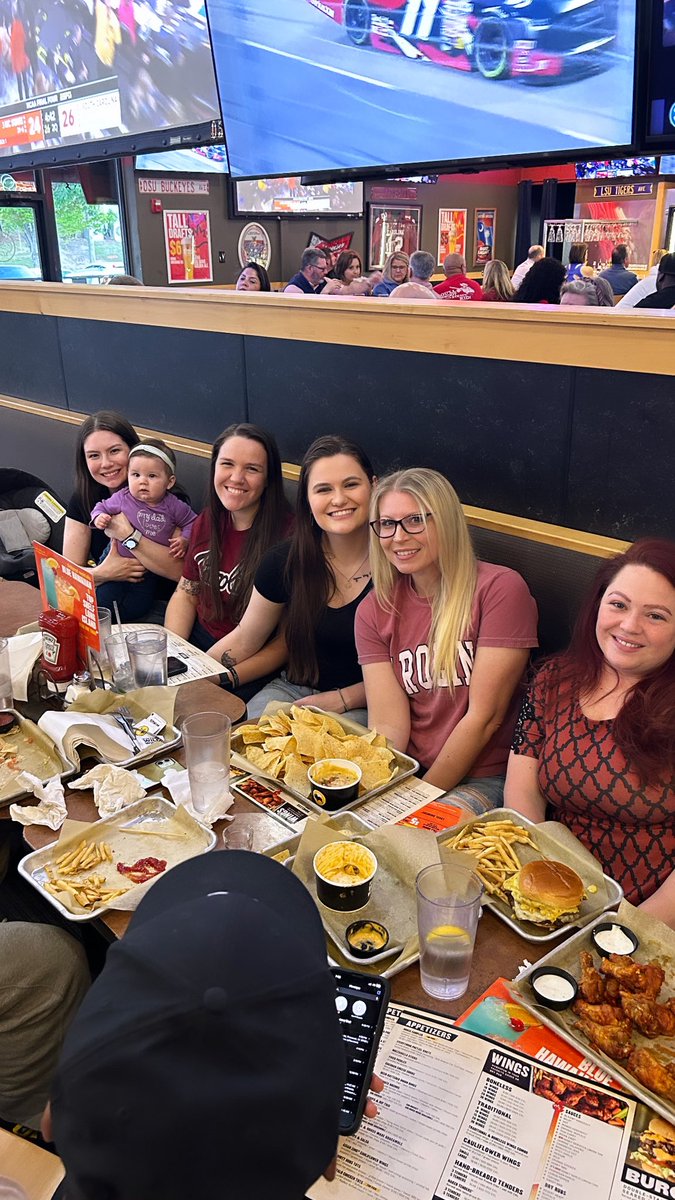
[555,539,675,785]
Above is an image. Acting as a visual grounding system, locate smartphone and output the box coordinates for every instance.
[332,967,390,1135]
[167,656,188,677]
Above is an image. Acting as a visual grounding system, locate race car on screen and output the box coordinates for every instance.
[307,0,620,81]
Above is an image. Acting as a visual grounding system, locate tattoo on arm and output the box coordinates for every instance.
[220,649,237,669]
[178,578,201,596]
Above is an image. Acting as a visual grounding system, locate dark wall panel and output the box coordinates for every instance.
[567,368,675,540]
[57,318,247,442]
[0,313,66,408]
[246,337,573,523]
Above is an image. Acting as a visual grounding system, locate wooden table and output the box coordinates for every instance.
[0,580,43,636]
[0,1128,64,1200]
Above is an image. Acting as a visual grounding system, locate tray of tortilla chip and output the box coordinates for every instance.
[231,705,418,815]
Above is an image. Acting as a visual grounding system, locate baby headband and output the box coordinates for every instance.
[129,444,175,472]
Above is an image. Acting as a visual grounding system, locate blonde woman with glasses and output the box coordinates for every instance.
[355,469,538,811]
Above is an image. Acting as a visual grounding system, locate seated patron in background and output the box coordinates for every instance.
[635,253,675,310]
[481,260,514,303]
[389,250,437,300]
[505,540,675,921]
[599,244,638,297]
[512,257,566,305]
[355,469,538,810]
[165,424,292,699]
[565,243,594,282]
[617,248,666,308]
[560,279,602,307]
[322,251,373,297]
[235,262,271,292]
[43,853,382,1200]
[433,253,483,301]
[372,251,410,296]
[284,247,328,295]
[210,436,375,723]
[106,274,143,286]
[511,244,544,290]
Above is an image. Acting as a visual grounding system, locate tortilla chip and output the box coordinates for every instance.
[284,757,312,797]
[359,761,395,792]
[238,725,268,745]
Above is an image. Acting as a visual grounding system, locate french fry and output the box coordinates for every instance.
[442,819,538,902]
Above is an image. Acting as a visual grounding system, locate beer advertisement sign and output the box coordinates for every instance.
[163,210,213,284]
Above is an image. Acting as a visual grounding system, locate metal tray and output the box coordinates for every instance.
[232,705,419,818]
[511,913,675,1126]
[263,812,418,979]
[18,794,216,922]
[37,707,182,772]
[437,808,623,943]
[0,709,76,808]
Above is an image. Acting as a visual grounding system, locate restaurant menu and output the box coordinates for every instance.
[357,778,463,830]
[33,542,100,657]
[310,1004,667,1200]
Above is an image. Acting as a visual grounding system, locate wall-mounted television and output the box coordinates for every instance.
[0,0,222,170]
[136,146,229,173]
[660,154,675,173]
[575,157,657,180]
[646,0,675,143]
[233,177,363,216]
[207,0,638,179]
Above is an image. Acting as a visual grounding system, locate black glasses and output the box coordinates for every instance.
[370,513,432,538]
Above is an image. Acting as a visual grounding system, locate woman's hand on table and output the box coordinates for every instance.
[94,539,146,584]
[322,1075,384,1181]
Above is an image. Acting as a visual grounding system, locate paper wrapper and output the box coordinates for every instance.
[21,796,215,918]
[0,713,73,807]
[10,772,68,829]
[38,687,178,767]
[292,821,441,972]
[69,764,147,817]
[509,900,675,1125]
[163,767,234,827]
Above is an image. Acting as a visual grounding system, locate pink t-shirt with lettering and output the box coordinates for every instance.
[355,562,538,774]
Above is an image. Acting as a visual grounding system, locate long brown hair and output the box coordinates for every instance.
[554,538,675,785]
[284,436,375,686]
[74,410,139,516]
[205,424,290,625]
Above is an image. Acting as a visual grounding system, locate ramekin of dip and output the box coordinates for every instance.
[530,966,579,1010]
[591,922,639,958]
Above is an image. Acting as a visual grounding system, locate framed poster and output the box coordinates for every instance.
[438,208,467,264]
[473,208,496,268]
[237,222,272,269]
[163,210,213,284]
[368,205,421,270]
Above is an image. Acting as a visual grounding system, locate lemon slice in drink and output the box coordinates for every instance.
[427,925,471,944]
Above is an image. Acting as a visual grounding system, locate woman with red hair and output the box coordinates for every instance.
[505,539,675,920]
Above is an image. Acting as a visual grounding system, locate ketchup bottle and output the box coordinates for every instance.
[39,610,79,684]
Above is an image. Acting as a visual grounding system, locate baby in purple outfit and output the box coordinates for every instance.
[91,439,197,620]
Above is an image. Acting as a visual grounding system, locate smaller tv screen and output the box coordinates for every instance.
[234,177,363,216]
[661,154,675,172]
[575,157,657,180]
[136,145,228,173]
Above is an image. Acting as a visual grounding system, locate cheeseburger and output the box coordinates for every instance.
[632,1118,675,1181]
[503,860,584,928]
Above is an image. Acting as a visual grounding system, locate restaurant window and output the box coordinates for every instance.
[0,205,43,280]
[47,162,127,284]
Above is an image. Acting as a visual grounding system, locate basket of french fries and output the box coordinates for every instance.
[438,808,621,943]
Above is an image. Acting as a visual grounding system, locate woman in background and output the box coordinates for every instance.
[235,262,271,292]
[372,252,410,297]
[481,260,514,302]
[512,258,566,305]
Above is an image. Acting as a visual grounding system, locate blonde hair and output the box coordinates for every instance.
[370,469,477,689]
[482,259,514,300]
[382,251,410,282]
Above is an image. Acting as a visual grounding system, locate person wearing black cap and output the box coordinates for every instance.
[635,253,675,309]
[42,852,380,1200]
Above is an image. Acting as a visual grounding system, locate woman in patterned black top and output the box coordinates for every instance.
[505,539,675,919]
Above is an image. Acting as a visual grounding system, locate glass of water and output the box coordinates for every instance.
[416,863,483,1001]
[183,711,231,814]
[105,633,136,693]
[0,638,13,710]
[126,629,168,688]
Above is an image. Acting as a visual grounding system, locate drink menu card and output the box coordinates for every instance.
[33,542,100,657]
[310,1003,664,1200]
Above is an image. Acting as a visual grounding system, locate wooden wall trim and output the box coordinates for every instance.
[0,394,629,559]
[0,282,672,376]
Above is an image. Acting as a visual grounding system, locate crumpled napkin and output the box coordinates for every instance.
[10,772,68,830]
[69,764,146,817]
[7,632,43,703]
[162,767,234,827]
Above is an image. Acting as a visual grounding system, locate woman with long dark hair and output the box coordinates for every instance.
[505,538,675,918]
[208,435,375,721]
[512,257,566,305]
[165,424,292,690]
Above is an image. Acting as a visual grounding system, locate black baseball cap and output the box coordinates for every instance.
[51,852,345,1200]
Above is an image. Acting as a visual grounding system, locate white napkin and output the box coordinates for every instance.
[9,772,68,830]
[163,768,234,827]
[7,633,43,703]
[37,710,134,756]
[69,764,146,817]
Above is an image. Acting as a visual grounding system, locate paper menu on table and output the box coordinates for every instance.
[309,1006,638,1200]
[356,778,449,829]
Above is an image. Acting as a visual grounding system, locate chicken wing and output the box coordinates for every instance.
[620,992,675,1038]
[628,1048,675,1100]
[573,999,625,1025]
[576,1015,634,1061]
[579,950,607,1004]
[601,954,665,999]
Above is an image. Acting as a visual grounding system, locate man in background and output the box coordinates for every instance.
[284,247,329,294]
[511,244,544,290]
[434,253,483,301]
[634,253,675,310]
[599,244,638,297]
[390,250,437,299]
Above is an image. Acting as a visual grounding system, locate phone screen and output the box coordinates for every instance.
[332,968,389,1134]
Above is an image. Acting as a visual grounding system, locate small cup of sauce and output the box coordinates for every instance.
[346,920,390,959]
[530,966,579,1010]
[591,922,639,958]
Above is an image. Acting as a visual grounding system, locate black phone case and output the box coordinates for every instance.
[167,657,188,677]
[332,968,391,1136]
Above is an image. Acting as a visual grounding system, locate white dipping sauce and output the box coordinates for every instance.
[534,973,576,1003]
[593,925,635,955]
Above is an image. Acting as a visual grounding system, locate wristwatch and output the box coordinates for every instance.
[122,528,142,551]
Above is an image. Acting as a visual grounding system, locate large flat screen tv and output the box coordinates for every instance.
[0,0,222,170]
[207,0,638,178]
[646,0,675,144]
[136,145,229,173]
[576,157,657,180]
[234,177,363,215]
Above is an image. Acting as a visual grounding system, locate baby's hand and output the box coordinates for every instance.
[93,513,111,530]
[169,533,189,560]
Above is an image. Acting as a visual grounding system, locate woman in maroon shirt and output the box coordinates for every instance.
[505,539,675,918]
